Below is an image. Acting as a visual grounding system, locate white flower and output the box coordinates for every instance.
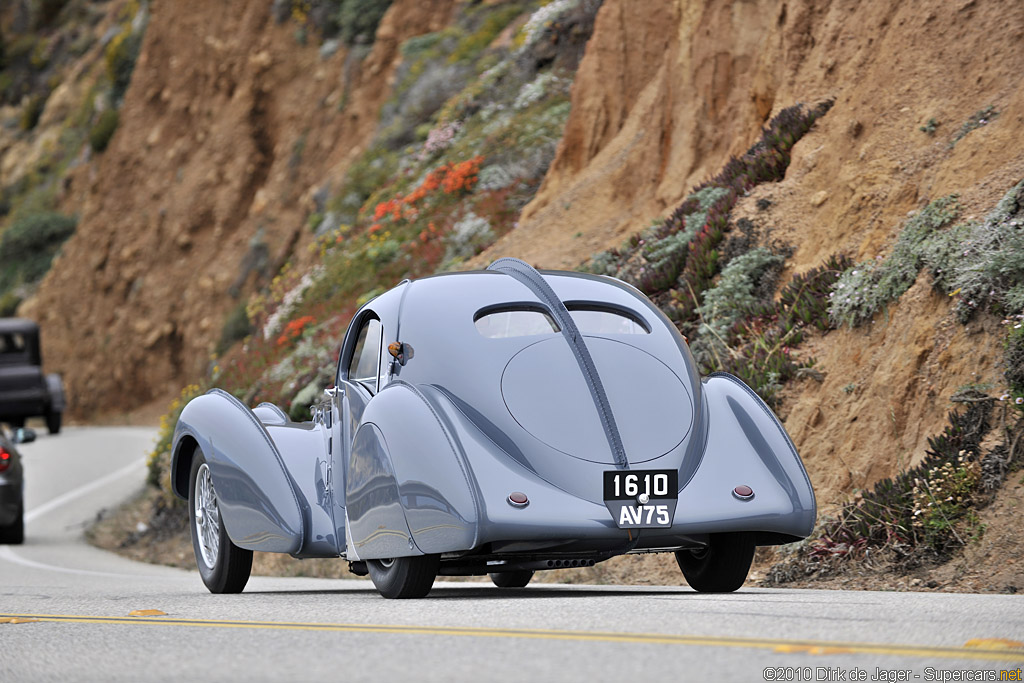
[262,267,324,340]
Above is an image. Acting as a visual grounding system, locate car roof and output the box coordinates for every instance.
[0,318,40,336]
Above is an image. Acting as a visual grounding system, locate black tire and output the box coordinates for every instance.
[0,500,24,544]
[188,449,252,593]
[489,570,534,588]
[675,532,756,593]
[46,411,61,435]
[366,555,439,598]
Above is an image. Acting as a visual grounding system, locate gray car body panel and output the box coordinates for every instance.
[171,265,816,562]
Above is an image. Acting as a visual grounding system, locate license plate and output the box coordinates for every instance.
[603,469,678,529]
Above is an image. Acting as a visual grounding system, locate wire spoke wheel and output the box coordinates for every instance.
[188,448,252,594]
[194,464,220,568]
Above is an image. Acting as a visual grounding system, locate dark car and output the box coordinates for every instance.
[0,427,35,544]
[0,319,65,434]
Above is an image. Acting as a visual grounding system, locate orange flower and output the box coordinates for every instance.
[441,156,482,194]
[276,315,316,347]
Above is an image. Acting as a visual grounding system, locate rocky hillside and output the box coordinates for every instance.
[4,0,1024,587]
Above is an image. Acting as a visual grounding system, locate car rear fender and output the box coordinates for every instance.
[171,389,305,554]
[674,372,816,540]
[347,381,479,559]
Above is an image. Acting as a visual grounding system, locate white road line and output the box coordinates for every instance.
[0,545,143,578]
[25,458,146,523]
[0,457,152,578]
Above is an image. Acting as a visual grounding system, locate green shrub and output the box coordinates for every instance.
[89,109,119,152]
[950,105,998,148]
[829,195,960,327]
[7,34,37,61]
[34,0,70,28]
[697,247,784,341]
[0,211,77,289]
[0,290,22,317]
[338,0,393,45]
[19,93,46,131]
[943,179,1024,321]
[830,181,1024,327]
[1006,323,1024,401]
[449,4,525,64]
[105,29,142,102]
[217,302,254,354]
[329,145,399,222]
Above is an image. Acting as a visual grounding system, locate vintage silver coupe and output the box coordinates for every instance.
[171,259,815,598]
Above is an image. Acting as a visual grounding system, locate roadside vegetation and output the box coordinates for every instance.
[0,0,148,311]
[765,181,1024,583]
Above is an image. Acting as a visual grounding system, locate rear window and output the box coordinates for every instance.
[474,308,559,338]
[568,304,649,335]
[0,333,27,353]
[474,304,649,338]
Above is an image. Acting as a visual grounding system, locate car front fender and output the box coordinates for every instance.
[171,389,305,554]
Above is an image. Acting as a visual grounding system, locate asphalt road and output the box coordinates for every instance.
[1,427,1022,682]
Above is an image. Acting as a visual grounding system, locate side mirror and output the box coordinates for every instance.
[14,427,36,444]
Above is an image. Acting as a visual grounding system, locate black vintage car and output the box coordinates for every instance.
[0,319,65,434]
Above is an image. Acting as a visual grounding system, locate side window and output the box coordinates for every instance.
[347,317,383,394]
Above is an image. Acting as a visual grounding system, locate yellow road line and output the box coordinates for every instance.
[2,613,1021,663]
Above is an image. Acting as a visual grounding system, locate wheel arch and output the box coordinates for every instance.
[170,433,200,500]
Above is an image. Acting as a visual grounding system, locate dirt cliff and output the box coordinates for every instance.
[25,0,456,415]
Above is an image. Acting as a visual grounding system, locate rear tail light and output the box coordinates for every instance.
[0,448,10,473]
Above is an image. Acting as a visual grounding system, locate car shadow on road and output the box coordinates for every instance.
[245,585,703,600]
